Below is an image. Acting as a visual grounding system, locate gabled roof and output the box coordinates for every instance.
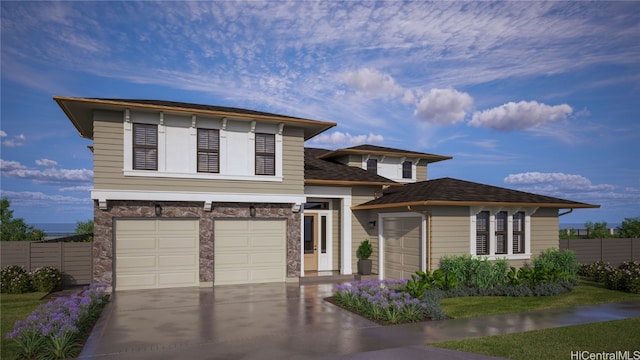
[305,148,399,186]
[53,96,336,140]
[318,144,451,164]
[352,177,600,210]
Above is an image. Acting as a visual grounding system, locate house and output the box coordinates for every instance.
[55,96,599,290]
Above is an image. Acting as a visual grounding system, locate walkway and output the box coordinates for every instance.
[78,283,640,360]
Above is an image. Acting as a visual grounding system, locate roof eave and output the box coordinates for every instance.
[53,96,337,140]
[351,200,601,211]
[317,149,451,162]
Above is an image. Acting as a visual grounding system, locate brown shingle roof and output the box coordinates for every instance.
[317,144,451,164]
[305,148,399,186]
[352,177,599,209]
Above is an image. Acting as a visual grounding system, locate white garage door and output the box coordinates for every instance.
[115,219,199,291]
[215,219,286,285]
[383,217,422,279]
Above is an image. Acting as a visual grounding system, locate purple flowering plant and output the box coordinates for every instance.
[6,283,109,359]
[333,279,429,324]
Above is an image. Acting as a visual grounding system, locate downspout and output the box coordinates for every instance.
[407,205,432,272]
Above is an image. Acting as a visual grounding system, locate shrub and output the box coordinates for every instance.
[439,254,509,289]
[1,265,32,294]
[532,248,580,282]
[356,239,373,259]
[31,266,63,293]
[579,261,612,282]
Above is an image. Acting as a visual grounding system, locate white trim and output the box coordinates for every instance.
[377,212,426,280]
[122,170,283,182]
[91,189,305,204]
[469,207,538,260]
[304,186,353,275]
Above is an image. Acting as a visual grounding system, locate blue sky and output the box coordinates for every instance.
[1,1,639,226]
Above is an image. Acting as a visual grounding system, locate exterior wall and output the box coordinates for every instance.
[93,201,300,286]
[522,207,560,265]
[428,206,470,270]
[332,199,341,270]
[92,114,305,195]
[416,164,427,181]
[351,187,378,272]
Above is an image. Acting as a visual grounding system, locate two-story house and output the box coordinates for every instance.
[55,96,598,290]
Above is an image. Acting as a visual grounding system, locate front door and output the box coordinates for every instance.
[304,214,318,271]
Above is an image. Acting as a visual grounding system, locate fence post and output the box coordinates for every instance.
[27,242,32,271]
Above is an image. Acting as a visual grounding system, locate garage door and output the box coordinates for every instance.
[115,219,199,291]
[383,217,422,279]
[215,220,286,285]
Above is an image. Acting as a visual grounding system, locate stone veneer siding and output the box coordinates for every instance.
[93,200,301,286]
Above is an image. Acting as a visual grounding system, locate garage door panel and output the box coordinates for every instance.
[158,236,198,250]
[158,254,198,267]
[118,256,157,270]
[115,219,199,291]
[216,253,250,266]
[215,220,286,285]
[158,272,199,286]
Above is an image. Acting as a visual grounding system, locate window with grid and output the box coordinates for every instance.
[133,124,158,170]
[495,211,508,254]
[476,211,490,255]
[255,133,275,175]
[513,211,525,254]
[402,161,412,179]
[197,129,219,173]
[367,159,377,174]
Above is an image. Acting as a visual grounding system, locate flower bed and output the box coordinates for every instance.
[580,261,640,294]
[1,265,62,294]
[6,284,109,359]
[329,249,580,325]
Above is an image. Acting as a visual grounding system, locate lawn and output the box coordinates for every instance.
[440,280,640,318]
[433,317,640,360]
[1,292,48,360]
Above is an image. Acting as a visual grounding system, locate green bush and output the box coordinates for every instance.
[356,239,373,259]
[0,265,32,294]
[31,266,63,293]
[579,261,612,282]
[532,248,580,282]
[439,254,509,289]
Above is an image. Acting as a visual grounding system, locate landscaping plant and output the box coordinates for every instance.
[0,265,32,294]
[6,284,109,359]
[31,267,63,293]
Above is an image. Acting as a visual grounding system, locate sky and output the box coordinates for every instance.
[1,1,639,226]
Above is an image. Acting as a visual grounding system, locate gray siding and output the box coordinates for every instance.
[93,117,305,195]
[416,164,428,181]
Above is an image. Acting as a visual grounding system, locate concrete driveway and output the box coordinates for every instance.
[79,283,640,359]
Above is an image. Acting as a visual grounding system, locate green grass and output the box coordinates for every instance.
[1,292,48,360]
[433,317,640,360]
[440,280,640,318]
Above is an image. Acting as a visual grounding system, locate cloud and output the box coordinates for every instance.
[1,158,92,184]
[0,190,91,205]
[308,131,384,147]
[59,186,92,192]
[1,132,26,147]
[0,130,6,137]
[342,68,404,98]
[469,101,573,131]
[35,159,59,167]
[414,88,473,125]
[504,172,615,192]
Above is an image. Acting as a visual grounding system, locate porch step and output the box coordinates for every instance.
[299,273,378,285]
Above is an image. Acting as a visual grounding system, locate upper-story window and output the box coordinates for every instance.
[513,212,525,254]
[197,129,219,173]
[476,211,490,255]
[255,133,275,175]
[402,161,412,179]
[366,159,378,174]
[133,124,158,170]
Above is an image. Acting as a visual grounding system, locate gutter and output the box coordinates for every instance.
[407,205,432,272]
[559,209,573,217]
